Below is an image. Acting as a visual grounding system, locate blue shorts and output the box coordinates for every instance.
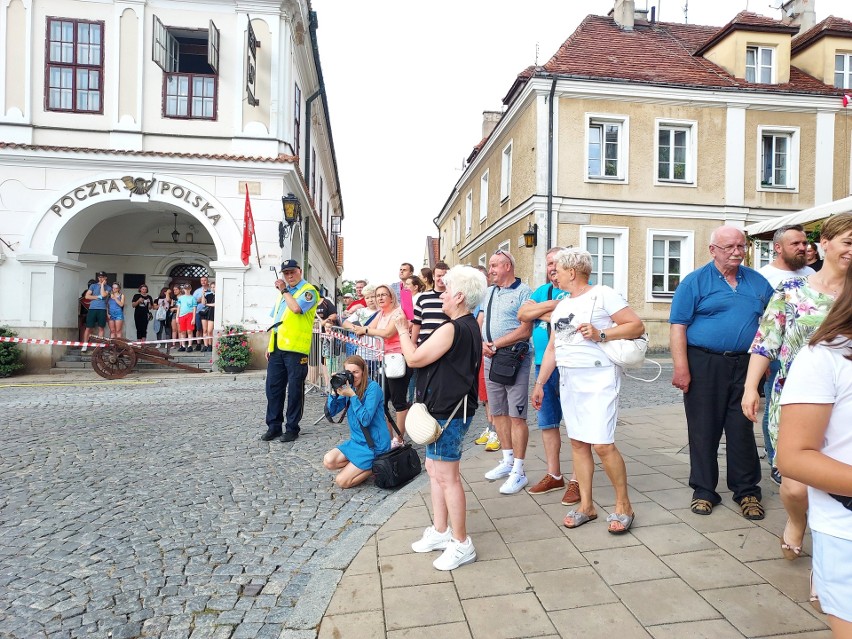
[812,530,852,622]
[426,415,473,462]
[110,311,124,321]
[535,365,562,429]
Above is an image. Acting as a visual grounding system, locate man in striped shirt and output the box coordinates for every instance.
[410,262,449,345]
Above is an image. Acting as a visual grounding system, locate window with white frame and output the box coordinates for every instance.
[656,120,696,184]
[478,254,487,267]
[46,18,104,113]
[500,142,512,201]
[581,226,629,299]
[758,127,799,190]
[753,240,773,269]
[153,16,220,120]
[746,46,774,84]
[455,213,462,244]
[586,115,628,181]
[497,239,510,255]
[646,230,694,300]
[480,171,489,221]
[586,236,616,288]
[465,191,473,235]
[835,53,852,89]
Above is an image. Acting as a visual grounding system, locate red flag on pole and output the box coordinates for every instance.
[241,185,255,266]
[844,94,852,108]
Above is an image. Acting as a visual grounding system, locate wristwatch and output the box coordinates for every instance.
[599,331,607,342]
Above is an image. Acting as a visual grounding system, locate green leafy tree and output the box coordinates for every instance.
[0,326,24,378]
[339,279,355,297]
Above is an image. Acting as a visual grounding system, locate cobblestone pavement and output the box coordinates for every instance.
[0,361,680,639]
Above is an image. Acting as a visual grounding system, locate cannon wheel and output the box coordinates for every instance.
[91,344,138,379]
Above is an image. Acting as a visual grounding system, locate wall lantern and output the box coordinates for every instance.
[171,212,180,243]
[523,222,538,248]
[282,193,302,224]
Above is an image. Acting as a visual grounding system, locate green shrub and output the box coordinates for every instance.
[0,326,24,378]
[215,324,252,371]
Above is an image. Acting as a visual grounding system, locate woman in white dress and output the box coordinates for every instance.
[532,248,645,535]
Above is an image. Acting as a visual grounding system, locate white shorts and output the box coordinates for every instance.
[558,365,621,444]
[812,529,852,622]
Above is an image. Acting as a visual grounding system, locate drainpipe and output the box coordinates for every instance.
[547,77,556,249]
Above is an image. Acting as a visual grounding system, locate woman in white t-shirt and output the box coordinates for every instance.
[532,248,645,535]
[779,262,852,633]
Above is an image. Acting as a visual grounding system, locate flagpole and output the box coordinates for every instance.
[253,228,261,269]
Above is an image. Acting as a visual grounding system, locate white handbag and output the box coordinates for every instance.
[383,352,407,379]
[407,396,467,445]
[599,333,649,368]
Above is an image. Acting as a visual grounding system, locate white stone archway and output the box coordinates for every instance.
[14,172,248,346]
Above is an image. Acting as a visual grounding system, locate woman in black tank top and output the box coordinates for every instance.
[392,265,486,572]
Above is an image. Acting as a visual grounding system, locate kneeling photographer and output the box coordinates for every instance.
[322,356,391,488]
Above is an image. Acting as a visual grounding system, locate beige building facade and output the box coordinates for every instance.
[436,3,852,348]
[0,0,345,371]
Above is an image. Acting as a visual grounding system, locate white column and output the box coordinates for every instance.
[814,109,836,205]
[725,105,747,207]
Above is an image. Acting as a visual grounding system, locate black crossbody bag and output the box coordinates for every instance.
[485,287,529,385]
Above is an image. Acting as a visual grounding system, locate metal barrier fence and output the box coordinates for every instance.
[306,324,386,423]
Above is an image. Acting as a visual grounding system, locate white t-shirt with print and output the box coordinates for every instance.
[780,341,852,541]
[758,263,814,289]
[550,285,627,368]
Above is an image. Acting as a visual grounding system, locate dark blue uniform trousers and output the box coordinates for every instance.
[684,346,762,505]
[265,348,309,435]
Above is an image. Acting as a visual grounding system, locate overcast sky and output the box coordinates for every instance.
[311,0,850,288]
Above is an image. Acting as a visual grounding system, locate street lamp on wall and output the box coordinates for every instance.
[279,193,303,247]
[523,222,538,248]
[171,212,180,243]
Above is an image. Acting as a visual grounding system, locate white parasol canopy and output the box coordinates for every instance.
[744,195,852,239]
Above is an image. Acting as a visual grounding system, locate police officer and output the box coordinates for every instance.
[262,260,319,443]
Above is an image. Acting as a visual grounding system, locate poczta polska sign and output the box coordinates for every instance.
[50,177,221,224]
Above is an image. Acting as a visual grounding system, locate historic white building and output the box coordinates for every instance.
[0,0,345,371]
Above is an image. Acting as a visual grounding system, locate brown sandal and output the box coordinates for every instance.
[740,496,765,520]
[690,498,713,515]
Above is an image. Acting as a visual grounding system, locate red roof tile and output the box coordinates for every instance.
[792,15,852,54]
[515,14,841,98]
[0,142,298,164]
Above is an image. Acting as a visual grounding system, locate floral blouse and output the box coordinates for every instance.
[748,277,835,446]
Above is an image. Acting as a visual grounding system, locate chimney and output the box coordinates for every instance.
[482,111,502,139]
[780,0,817,32]
[613,0,636,31]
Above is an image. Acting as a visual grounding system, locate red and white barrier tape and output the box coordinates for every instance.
[0,327,268,349]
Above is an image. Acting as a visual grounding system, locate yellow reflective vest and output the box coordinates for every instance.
[267,281,318,354]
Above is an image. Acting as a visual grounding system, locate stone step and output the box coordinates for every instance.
[51,362,213,374]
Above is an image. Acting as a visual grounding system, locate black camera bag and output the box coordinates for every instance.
[361,406,421,489]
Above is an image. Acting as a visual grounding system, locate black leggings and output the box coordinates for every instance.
[383,366,413,412]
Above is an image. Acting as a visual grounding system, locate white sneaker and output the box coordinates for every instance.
[411,526,453,553]
[81,345,88,352]
[499,472,529,495]
[433,537,476,571]
[484,460,513,481]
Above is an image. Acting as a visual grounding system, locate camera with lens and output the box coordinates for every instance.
[329,370,355,394]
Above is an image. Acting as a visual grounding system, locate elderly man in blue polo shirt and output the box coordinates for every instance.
[670,226,773,521]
